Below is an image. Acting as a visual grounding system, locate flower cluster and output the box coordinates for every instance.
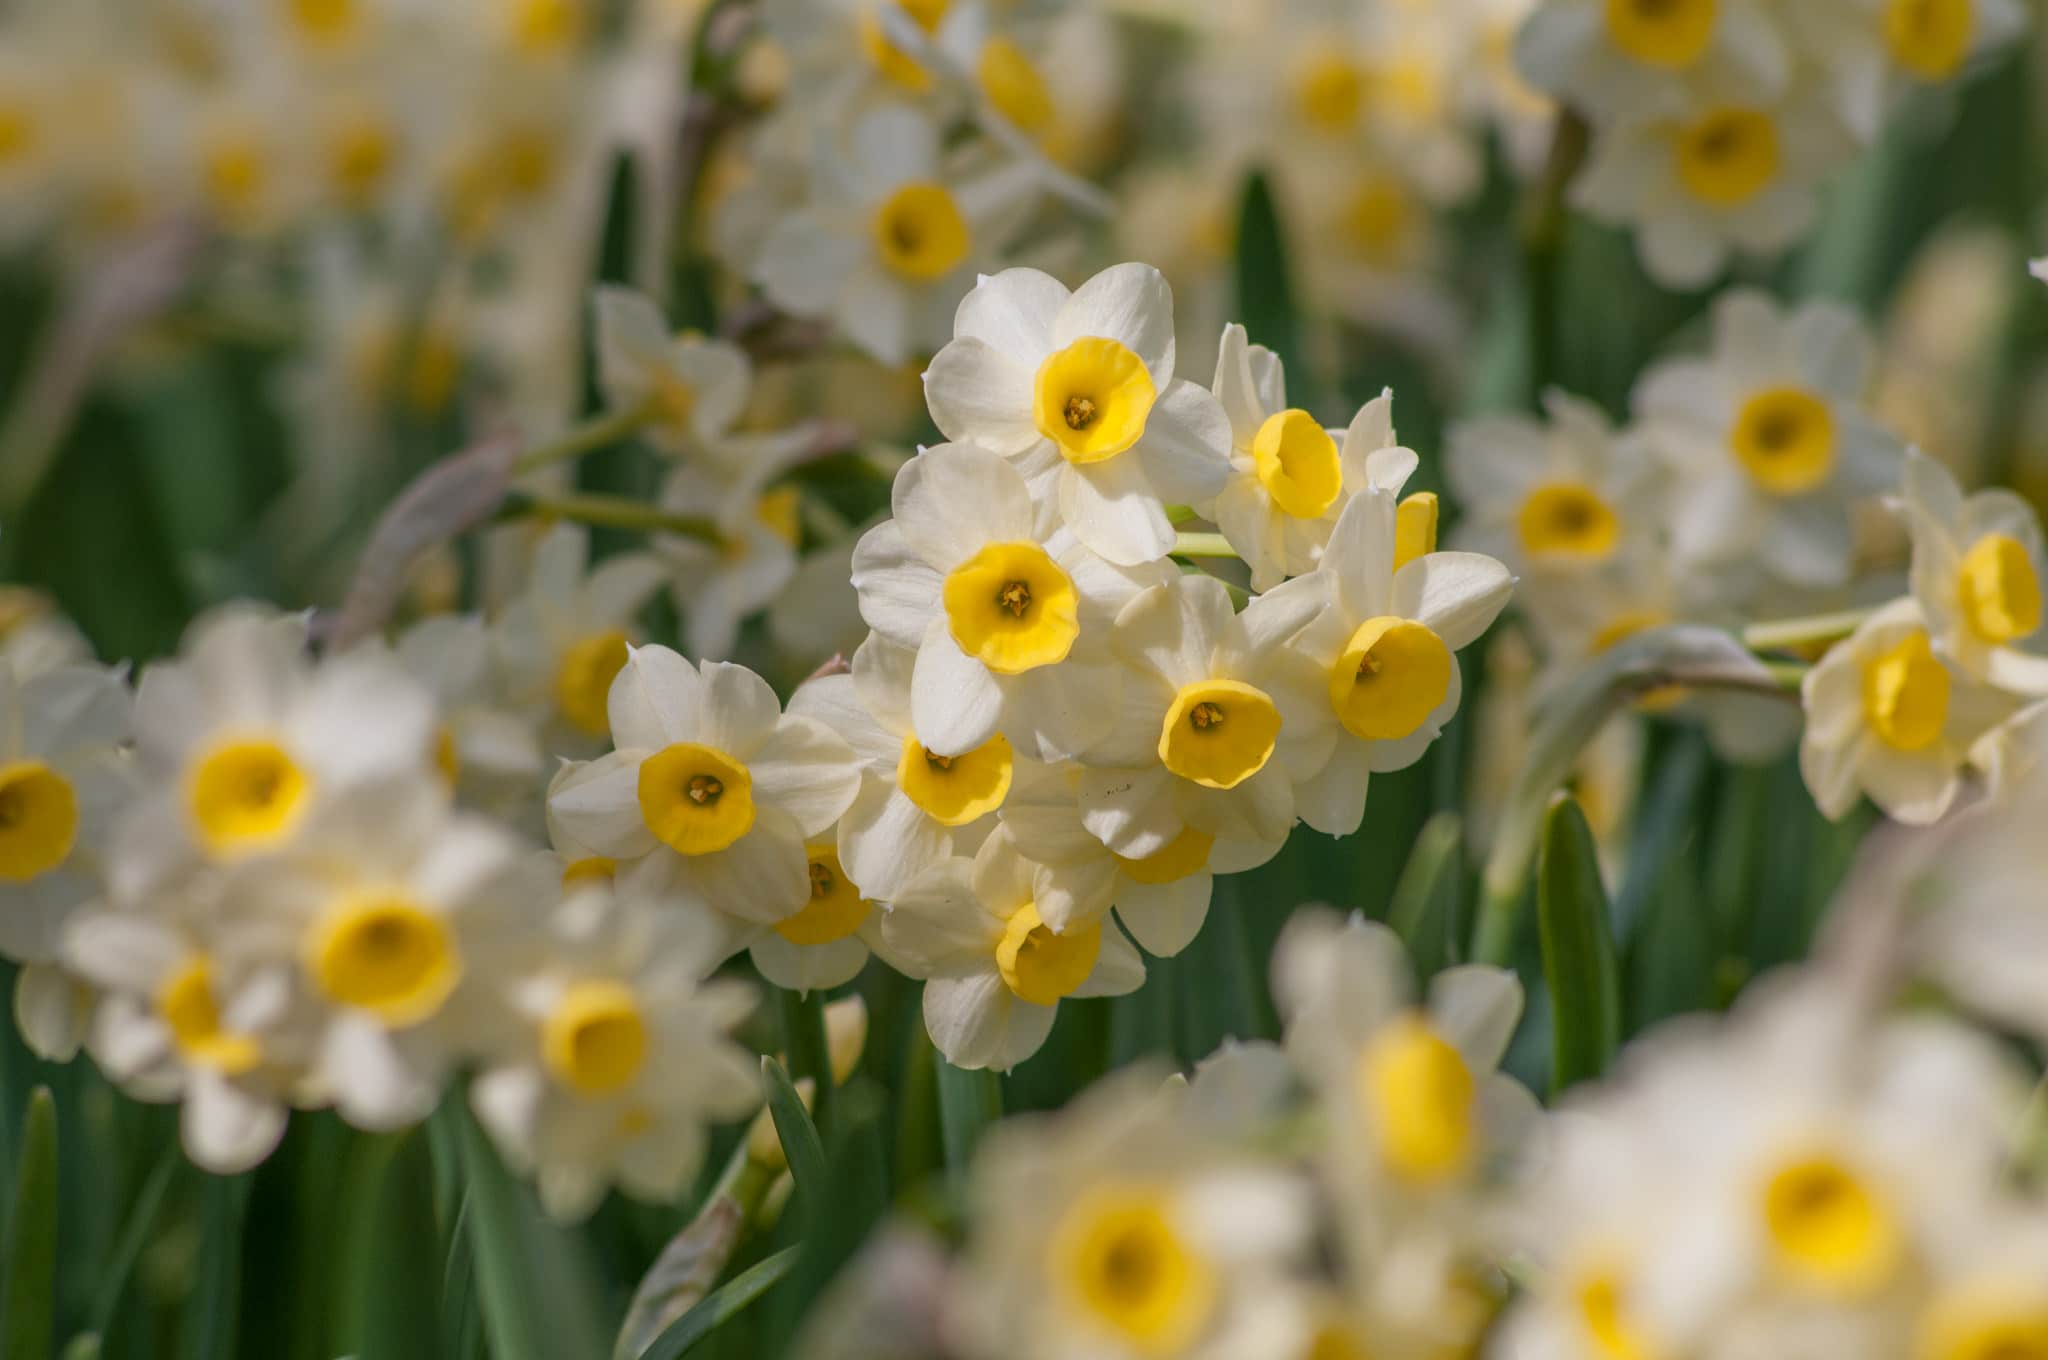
[1518,0,2028,286]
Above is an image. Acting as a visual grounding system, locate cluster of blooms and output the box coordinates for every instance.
[0,259,1514,1205]
[797,898,2048,1360]
[1516,0,2028,288]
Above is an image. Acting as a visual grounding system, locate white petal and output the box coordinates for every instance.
[892,442,1037,568]
[546,752,659,860]
[1077,765,1180,858]
[1073,923,1145,997]
[909,620,1004,758]
[1054,263,1176,387]
[183,1070,289,1174]
[1391,553,1515,650]
[1427,965,1525,1072]
[840,784,956,901]
[1113,576,1232,688]
[924,973,1050,1071]
[324,1016,440,1132]
[1058,458,1175,566]
[1114,876,1211,959]
[851,520,947,647]
[672,807,812,923]
[1134,382,1233,505]
[608,645,705,752]
[1294,740,1371,838]
[750,715,860,837]
[954,267,1068,359]
[923,338,1040,457]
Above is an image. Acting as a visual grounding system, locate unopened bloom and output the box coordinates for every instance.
[923,263,1233,564]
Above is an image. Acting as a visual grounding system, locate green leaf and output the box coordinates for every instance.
[180,1172,253,1360]
[1538,796,1622,1095]
[776,987,834,1136]
[1232,172,1302,384]
[760,1057,828,1230]
[1388,812,1465,976]
[934,1058,1002,1189]
[448,1101,609,1360]
[87,1146,180,1341]
[1,1087,57,1360]
[636,1247,800,1360]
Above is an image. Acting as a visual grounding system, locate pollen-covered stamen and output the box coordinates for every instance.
[687,774,723,805]
[925,750,955,771]
[998,580,1032,618]
[808,861,835,898]
[1357,651,1381,678]
[1189,702,1224,730]
[1065,395,1098,430]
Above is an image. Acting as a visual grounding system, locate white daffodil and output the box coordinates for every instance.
[881,829,1143,1071]
[592,285,753,456]
[1445,388,1666,579]
[1800,598,2019,824]
[115,606,440,900]
[392,614,546,825]
[1197,323,1411,591]
[923,263,1234,564]
[953,1067,1315,1360]
[1269,481,1515,838]
[789,634,1007,902]
[546,646,861,928]
[0,588,92,680]
[215,776,526,1131]
[1078,575,1336,855]
[996,758,1284,958]
[493,523,667,747]
[653,470,803,662]
[1515,0,1792,121]
[66,908,299,1173]
[1786,0,2028,140]
[753,103,1042,366]
[850,439,1173,761]
[1571,89,1853,289]
[0,663,132,966]
[1273,910,1537,1205]
[747,836,889,995]
[470,888,759,1221]
[13,960,96,1061]
[1893,449,2048,687]
[1633,291,1904,595]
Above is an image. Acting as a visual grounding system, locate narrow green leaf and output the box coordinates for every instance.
[179,1172,253,1360]
[1388,812,1465,976]
[1538,796,1622,1095]
[1,1087,57,1360]
[614,1141,773,1360]
[776,987,834,1135]
[934,1058,1002,1188]
[637,1247,800,1360]
[760,1057,828,1230]
[88,1146,180,1340]
[1232,172,1302,382]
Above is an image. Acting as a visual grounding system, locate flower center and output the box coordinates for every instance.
[1604,0,1717,67]
[327,112,394,206]
[542,979,648,1096]
[305,895,463,1027]
[896,733,1014,826]
[941,541,1080,674]
[872,181,970,282]
[978,36,1054,135]
[554,629,630,738]
[1328,617,1453,742]
[1395,492,1440,570]
[1761,1153,1899,1294]
[1885,0,1974,80]
[1732,387,1836,495]
[1033,338,1158,464]
[1295,52,1366,132]
[288,0,360,45]
[996,901,1100,1005]
[1114,827,1215,886]
[1051,1185,1216,1351]
[1958,533,2042,645]
[776,845,873,945]
[0,759,77,883]
[1676,107,1780,208]
[638,743,757,855]
[858,0,951,91]
[1918,1288,2048,1360]
[0,98,32,168]
[157,954,264,1075]
[1357,1013,1476,1184]
[1159,680,1282,790]
[188,738,313,856]
[1861,628,1950,752]
[1518,483,1621,559]
[1341,173,1415,266]
[1252,410,1343,519]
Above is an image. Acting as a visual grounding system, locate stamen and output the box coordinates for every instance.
[998,580,1032,617]
[1189,702,1225,730]
[1064,395,1097,430]
[687,774,723,804]
[808,861,834,898]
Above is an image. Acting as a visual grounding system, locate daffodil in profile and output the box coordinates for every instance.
[881,829,1143,1071]
[592,285,754,456]
[1800,599,2019,824]
[469,887,759,1221]
[923,263,1233,564]
[1893,449,2048,690]
[545,646,861,928]
[850,439,1172,761]
[1633,291,1903,597]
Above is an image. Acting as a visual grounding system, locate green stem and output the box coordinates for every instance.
[1171,531,1238,560]
[1741,608,1874,653]
[508,491,722,546]
[1521,111,1590,408]
[775,987,833,1136]
[934,1059,1002,1192]
[512,402,657,476]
